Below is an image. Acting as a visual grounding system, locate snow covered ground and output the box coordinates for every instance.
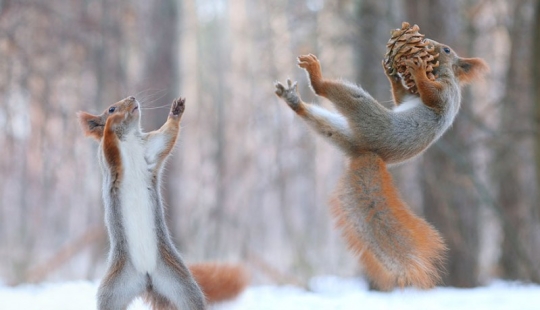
[2,276,539,310]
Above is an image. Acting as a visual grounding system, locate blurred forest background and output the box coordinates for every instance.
[1,0,540,289]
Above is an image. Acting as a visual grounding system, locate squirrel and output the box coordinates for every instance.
[78,97,247,309]
[274,40,488,290]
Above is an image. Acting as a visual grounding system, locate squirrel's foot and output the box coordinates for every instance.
[170,97,185,118]
[275,79,302,112]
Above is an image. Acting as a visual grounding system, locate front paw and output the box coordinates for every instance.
[170,97,185,118]
[382,60,400,82]
[274,79,301,111]
[298,54,322,78]
[404,57,427,75]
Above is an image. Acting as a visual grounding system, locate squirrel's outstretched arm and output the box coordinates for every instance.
[275,79,357,154]
[144,98,185,168]
[298,54,389,122]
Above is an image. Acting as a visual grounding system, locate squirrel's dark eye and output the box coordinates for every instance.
[443,47,451,54]
[108,107,116,113]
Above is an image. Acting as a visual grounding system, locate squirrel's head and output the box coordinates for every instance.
[426,39,489,86]
[77,96,140,140]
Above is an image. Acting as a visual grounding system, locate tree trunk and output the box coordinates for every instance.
[140,0,180,236]
[405,0,481,287]
[497,0,540,282]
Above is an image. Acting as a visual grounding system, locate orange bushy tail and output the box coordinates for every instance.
[188,263,248,303]
[331,152,447,290]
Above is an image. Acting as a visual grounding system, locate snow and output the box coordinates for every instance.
[1,277,540,310]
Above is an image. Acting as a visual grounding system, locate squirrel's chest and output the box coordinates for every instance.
[118,138,158,274]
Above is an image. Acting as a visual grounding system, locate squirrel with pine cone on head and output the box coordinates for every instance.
[274,23,488,290]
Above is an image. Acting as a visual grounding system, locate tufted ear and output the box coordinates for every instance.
[77,111,105,140]
[454,57,489,86]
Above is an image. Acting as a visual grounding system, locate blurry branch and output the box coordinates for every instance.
[22,227,106,285]
[434,140,540,282]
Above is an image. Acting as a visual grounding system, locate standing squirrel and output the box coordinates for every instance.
[274,40,488,289]
[78,97,247,309]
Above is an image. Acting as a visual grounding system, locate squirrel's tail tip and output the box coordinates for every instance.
[188,262,249,304]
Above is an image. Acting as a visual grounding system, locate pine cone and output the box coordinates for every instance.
[383,22,439,94]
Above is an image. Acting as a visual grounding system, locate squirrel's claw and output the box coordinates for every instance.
[170,97,186,117]
[275,79,298,98]
[287,78,297,90]
[297,54,320,69]
[274,81,286,97]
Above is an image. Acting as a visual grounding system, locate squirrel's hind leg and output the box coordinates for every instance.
[97,259,146,310]
[150,246,206,309]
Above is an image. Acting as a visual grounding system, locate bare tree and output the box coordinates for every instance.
[403,0,482,287]
[495,0,540,282]
[1,0,539,287]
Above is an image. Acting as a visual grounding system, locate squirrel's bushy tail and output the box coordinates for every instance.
[331,152,446,290]
[188,263,249,303]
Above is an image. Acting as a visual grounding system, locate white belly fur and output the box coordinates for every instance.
[393,95,422,113]
[120,136,158,274]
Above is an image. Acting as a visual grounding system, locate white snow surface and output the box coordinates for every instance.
[1,276,539,310]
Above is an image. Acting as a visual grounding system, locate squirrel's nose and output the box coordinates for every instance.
[127,96,136,102]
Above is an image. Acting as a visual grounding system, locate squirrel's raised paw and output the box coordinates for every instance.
[405,57,427,73]
[297,54,324,90]
[274,79,298,99]
[274,79,302,111]
[297,54,319,69]
[298,54,322,75]
[382,60,400,82]
[170,97,186,117]
[274,79,297,97]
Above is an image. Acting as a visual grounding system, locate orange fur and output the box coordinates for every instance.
[405,58,445,111]
[294,104,308,116]
[188,263,249,303]
[298,54,328,97]
[330,198,396,290]
[332,153,446,289]
[102,113,123,183]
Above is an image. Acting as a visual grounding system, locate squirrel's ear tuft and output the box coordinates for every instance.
[455,57,489,86]
[77,111,104,140]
